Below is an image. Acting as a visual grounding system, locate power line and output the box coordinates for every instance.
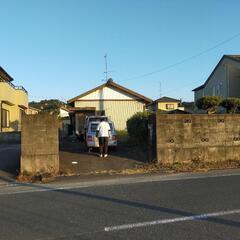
[152,79,204,100]
[119,32,240,82]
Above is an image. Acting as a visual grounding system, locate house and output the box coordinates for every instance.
[59,106,71,137]
[67,79,152,132]
[26,106,40,115]
[0,66,28,132]
[147,96,184,112]
[193,55,240,102]
[59,106,70,118]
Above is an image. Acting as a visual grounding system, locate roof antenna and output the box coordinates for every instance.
[104,54,108,82]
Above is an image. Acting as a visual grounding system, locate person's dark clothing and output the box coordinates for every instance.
[98,137,109,155]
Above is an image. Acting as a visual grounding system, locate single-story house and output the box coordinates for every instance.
[26,106,40,115]
[193,55,240,102]
[147,96,184,112]
[67,79,152,132]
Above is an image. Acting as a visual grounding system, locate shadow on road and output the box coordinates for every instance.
[0,144,20,177]
[6,179,240,229]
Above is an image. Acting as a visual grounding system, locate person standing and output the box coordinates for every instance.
[96,119,111,157]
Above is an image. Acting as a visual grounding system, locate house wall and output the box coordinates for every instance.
[194,88,204,102]
[155,114,240,164]
[229,64,240,97]
[194,58,240,102]
[75,100,145,130]
[59,108,69,118]
[81,86,136,100]
[157,102,179,111]
[0,81,28,132]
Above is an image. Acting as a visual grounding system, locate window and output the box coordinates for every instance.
[1,109,10,128]
[166,104,174,110]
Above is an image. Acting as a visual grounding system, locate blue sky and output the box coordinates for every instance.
[1,0,240,102]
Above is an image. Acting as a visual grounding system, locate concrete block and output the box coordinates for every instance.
[20,114,59,175]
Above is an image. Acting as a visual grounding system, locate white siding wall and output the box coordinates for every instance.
[75,100,145,130]
[81,86,136,100]
[59,108,69,118]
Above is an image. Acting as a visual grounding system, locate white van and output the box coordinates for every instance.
[85,120,117,150]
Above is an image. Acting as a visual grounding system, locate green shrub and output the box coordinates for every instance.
[220,97,240,113]
[127,112,153,145]
[116,130,129,142]
[196,96,221,113]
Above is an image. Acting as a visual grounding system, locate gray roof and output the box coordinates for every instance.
[192,55,240,92]
[154,96,180,103]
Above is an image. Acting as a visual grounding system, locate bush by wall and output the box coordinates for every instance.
[127,112,153,146]
[220,98,240,113]
[196,96,222,114]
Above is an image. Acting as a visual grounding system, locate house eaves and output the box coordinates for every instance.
[0,66,14,82]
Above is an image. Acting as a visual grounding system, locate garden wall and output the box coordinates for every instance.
[156,114,240,164]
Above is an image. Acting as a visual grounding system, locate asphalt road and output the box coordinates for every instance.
[0,171,239,240]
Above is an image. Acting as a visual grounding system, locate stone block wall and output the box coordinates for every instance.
[156,114,240,164]
[21,114,59,174]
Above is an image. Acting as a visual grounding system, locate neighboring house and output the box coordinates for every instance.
[59,106,70,118]
[193,55,240,102]
[67,79,152,131]
[59,106,71,137]
[147,96,184,112]
[26,106,40,115]
[0,66,28,132]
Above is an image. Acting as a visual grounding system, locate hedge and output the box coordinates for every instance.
[126,112,153,145]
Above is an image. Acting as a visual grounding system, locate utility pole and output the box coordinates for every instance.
[104,54,108,82]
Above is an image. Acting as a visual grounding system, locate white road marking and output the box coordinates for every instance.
[104,209,240,232]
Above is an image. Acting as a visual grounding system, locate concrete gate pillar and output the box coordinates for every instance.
[21,114,59,175]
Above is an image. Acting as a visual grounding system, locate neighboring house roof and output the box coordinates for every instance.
[155,96,180,103]
[59,106,70,112]
[0,66,14,81]
[67,107,96,112]
[29,106,40,112]
[168,109,192,114]
[67,79,153,104]
[192,55,240,92]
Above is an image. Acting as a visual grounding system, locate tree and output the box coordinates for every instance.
[196,96,221,114]
[127,112,153,146]
[29,99,66,115]
[220,97,240,113]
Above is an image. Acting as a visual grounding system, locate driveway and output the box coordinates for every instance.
[0,140,147,180]
[60,139,146,175]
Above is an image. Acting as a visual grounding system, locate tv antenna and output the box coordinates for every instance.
[104,54,108,82]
